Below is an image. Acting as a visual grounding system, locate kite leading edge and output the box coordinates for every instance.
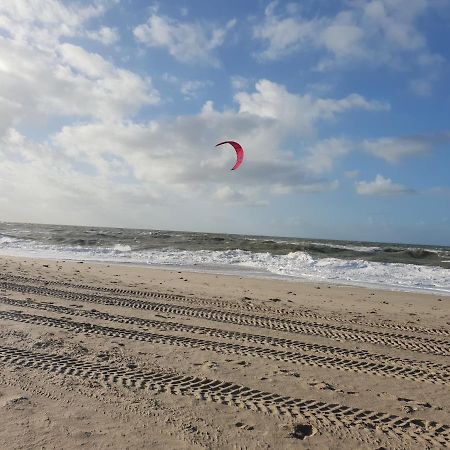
[216,141,244,171]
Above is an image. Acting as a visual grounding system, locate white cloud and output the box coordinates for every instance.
[180,80,213,99]
[317,12,365,60]
[253,13,316,60]
[59,43,113,78]
[235,79,388,136]
[0,2,160,133]
[0,0,161,226]
[355,174,414,195]
[0,0,106,48]
[362,136,434,163]
[161,74,213,100]
[0,59,391,225]
[134,14,236,65]
[0,128,162,225]
[46,80,380,202]
[253,0,442,79]
[0,39,159,127]
[86,26,119,45]
[302,138,353,174]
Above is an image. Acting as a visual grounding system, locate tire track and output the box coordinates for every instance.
[0,345,448,448]
[2,273,448,337]
[1,309,449,386]
[1,296,449,381]
[1,280,449,356]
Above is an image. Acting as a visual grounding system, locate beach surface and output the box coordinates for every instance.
[0,254,449,449]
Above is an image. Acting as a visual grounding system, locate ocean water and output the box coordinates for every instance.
[0,222,449,295]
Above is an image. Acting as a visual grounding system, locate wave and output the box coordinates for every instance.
[2,225,448,266]
[0,235,20,245]
[310,242,381,253]
[113,244,132,252]
[0,235,448,295]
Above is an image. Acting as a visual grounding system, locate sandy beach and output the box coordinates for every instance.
[3,0,450,448]
[0,254,449,449]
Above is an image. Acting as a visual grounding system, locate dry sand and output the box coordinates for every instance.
[0,254,449,449]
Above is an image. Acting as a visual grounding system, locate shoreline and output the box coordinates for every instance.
[1,254,448,324]
[1,250,449,297]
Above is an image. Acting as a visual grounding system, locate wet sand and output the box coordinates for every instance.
[0,255,449,449]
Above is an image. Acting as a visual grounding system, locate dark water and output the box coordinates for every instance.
[1,221,449,268]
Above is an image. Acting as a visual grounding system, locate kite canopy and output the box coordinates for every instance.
[216,141,244,170]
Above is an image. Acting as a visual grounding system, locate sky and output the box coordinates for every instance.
[0,0,449,245]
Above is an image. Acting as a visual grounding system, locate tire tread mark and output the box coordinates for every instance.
[1,296,449,377]
[2,274,448,337]
[1,281,449,357]
[0,345,448,448]
[1,309,449,385]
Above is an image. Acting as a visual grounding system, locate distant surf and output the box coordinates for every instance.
[0,222,449,295]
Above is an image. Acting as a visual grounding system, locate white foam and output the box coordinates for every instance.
[0,235,19,245]
[0,237,449,295]
[310,242,381,252]
[113,244,132,252]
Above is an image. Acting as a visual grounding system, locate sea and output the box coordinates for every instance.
[0,222,449,295]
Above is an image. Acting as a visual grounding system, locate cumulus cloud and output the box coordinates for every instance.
[46,80,383,203]
[0,0,107,47]
[0,3,391,230]
[0,39,159,127]
[252,6,316,60]
[4,79,381,219]
[0,0,166,226]
[0,128,162,225]
[134,14,236,65]
[0,4,159,132]
[253,0,441,76]
[355,174,415,195]
[235,79,388,136]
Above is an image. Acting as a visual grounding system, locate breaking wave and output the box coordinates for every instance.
[1,232,449,295]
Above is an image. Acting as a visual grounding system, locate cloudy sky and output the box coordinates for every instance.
[0,0,449,245]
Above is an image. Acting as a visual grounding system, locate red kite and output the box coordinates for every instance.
[216,141,244,170]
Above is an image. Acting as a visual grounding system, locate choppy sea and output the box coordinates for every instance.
[0,222,449,295]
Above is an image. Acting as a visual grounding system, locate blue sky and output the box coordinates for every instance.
[0,0,449,245]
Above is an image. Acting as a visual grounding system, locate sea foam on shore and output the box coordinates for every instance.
[1,225,449,295]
